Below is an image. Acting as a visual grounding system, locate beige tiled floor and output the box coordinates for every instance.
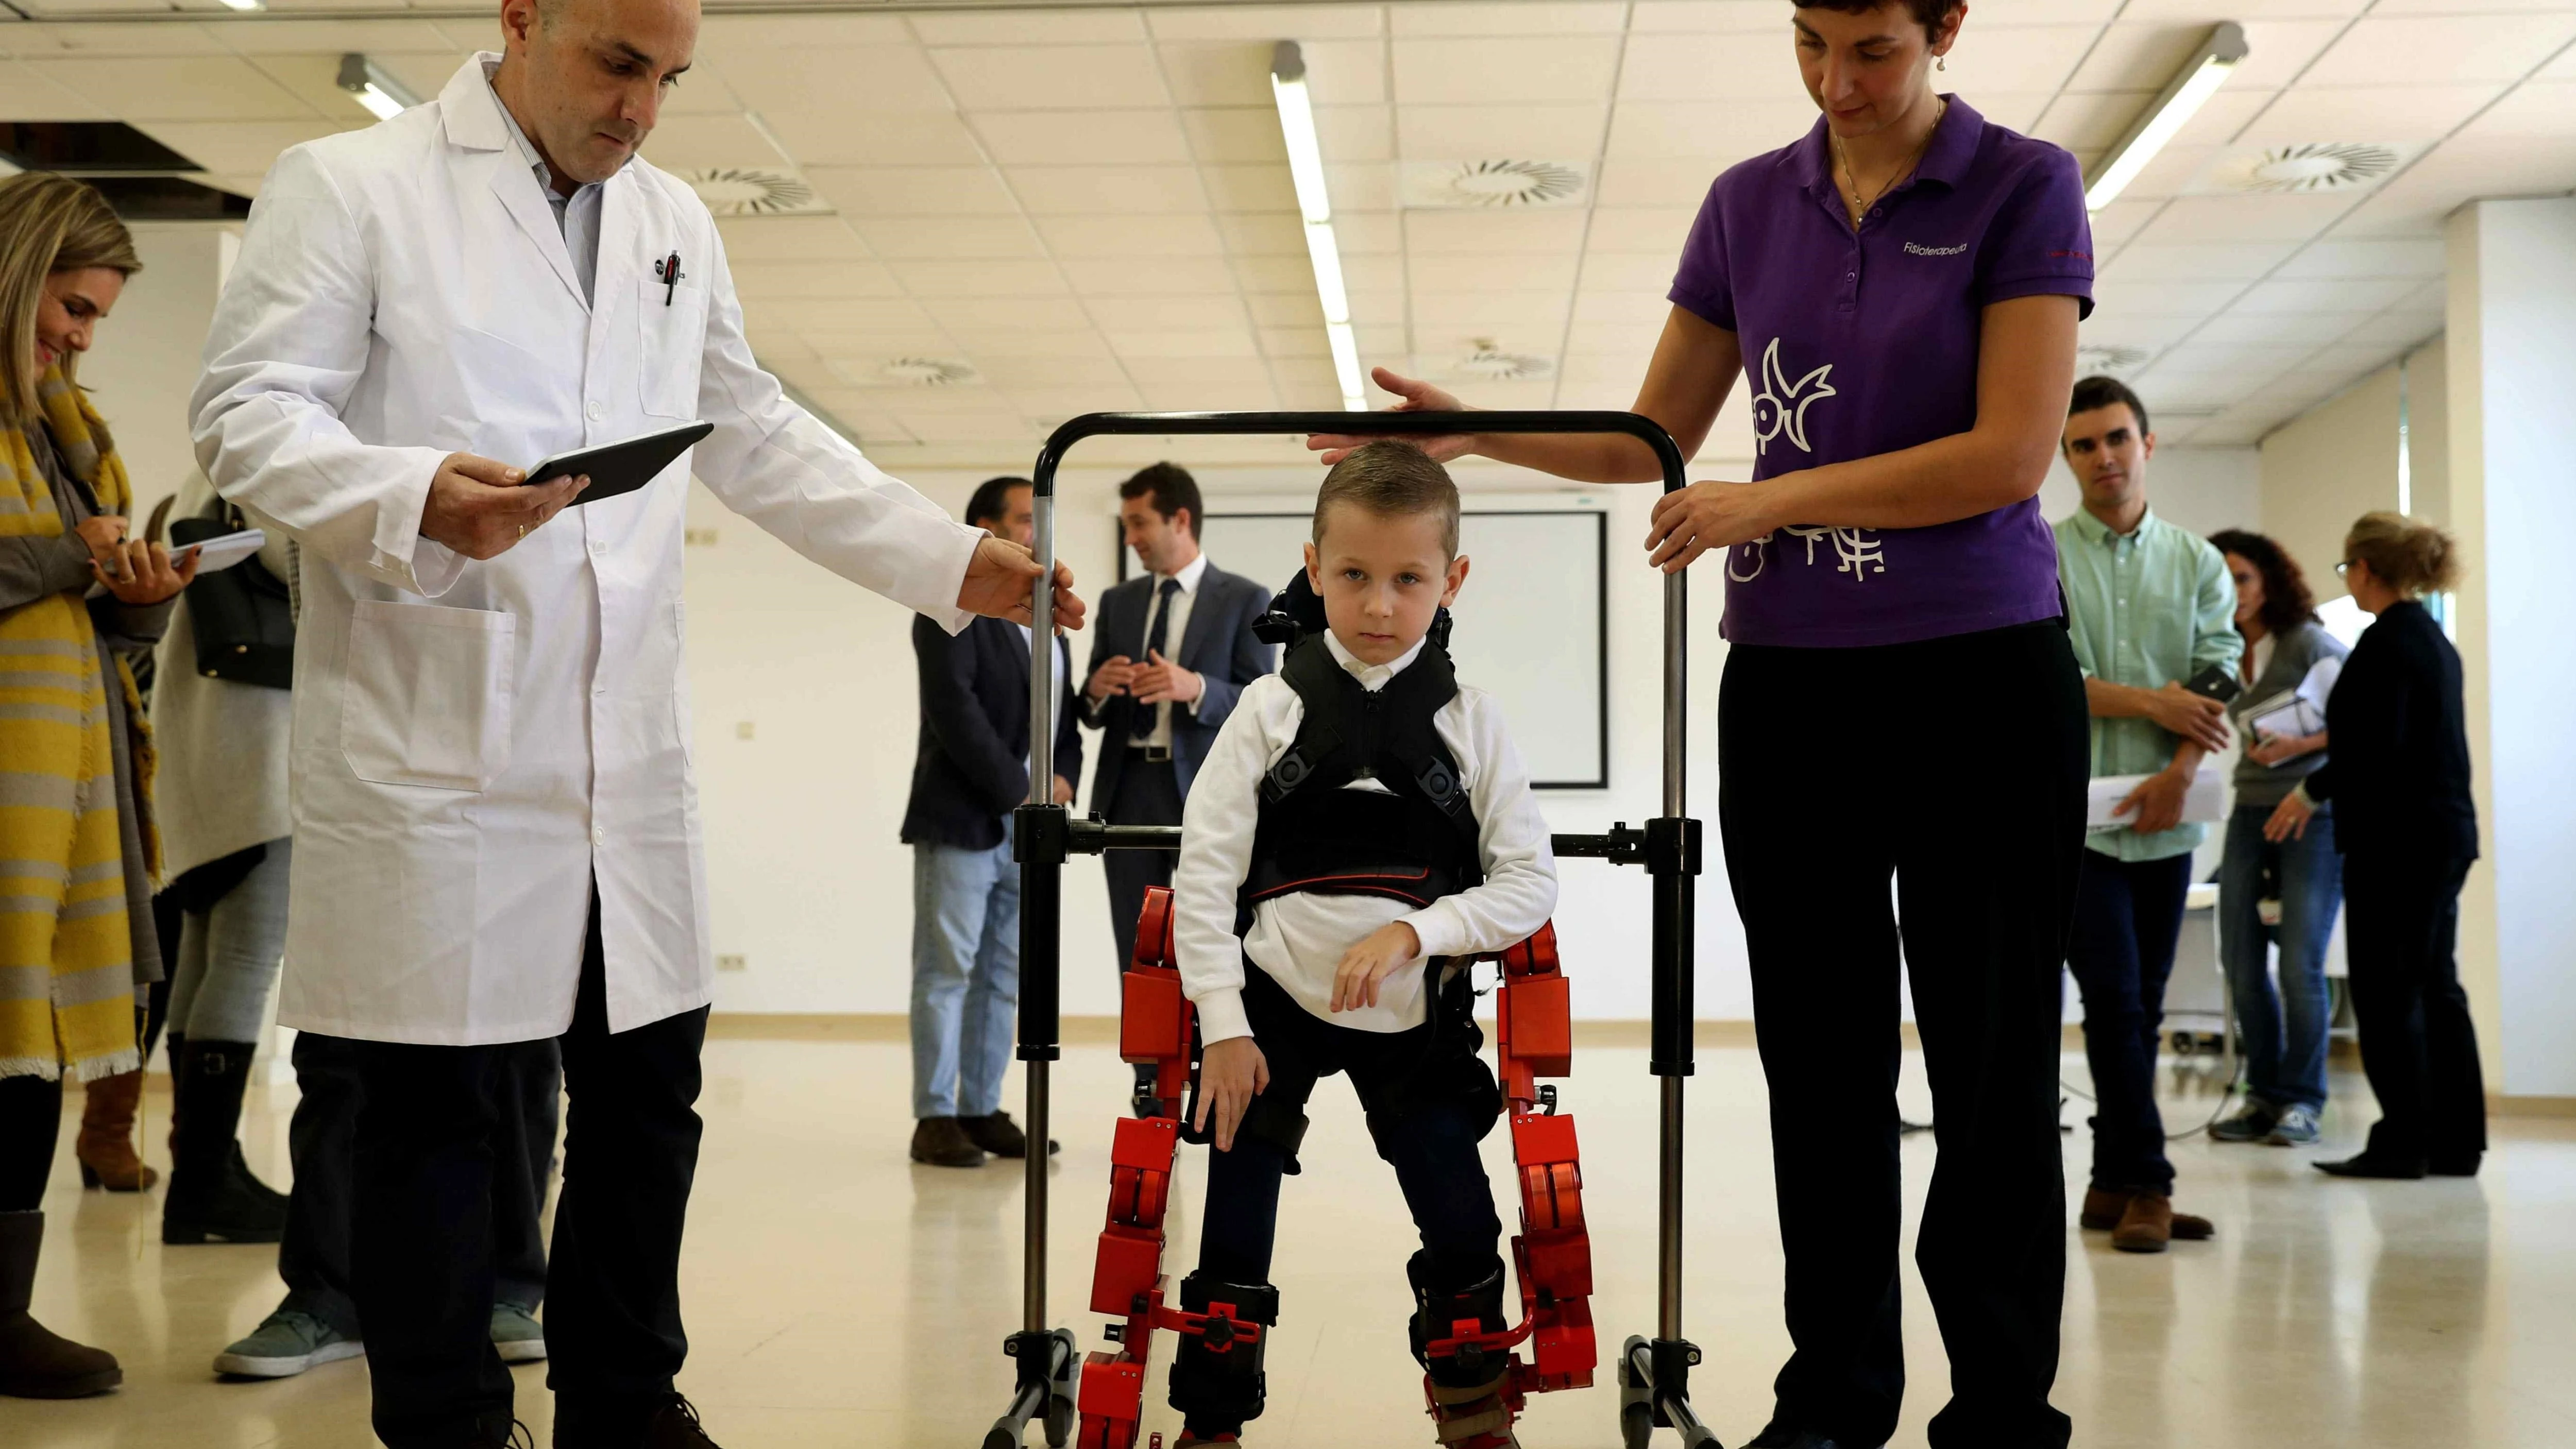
[8,1038,2574,1448]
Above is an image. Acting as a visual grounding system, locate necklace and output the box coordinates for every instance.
[1832,96,1947,223]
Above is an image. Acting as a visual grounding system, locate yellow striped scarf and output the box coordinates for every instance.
[1,366,149,1082]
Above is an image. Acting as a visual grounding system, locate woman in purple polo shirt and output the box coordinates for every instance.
[1315,4,2090,1447]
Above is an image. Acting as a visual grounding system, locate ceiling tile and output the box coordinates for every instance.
[1406,252,1582,293]
[972,354,1131,387]
[1037,212,1227,258]
[1413,293,1570,332]
[1570,290,1669,325]
[2130,194,2359,245]
[1063,256,1240,295]
[38,55,315,121]
[1397,103,1609,159]
[1630,1,1824,33]
[2303,13,2576,88]
[694,15,912,59]
[2338,312,2445,349]
[1583,206,1700,253]
[1183,107,1289,163]
[2035,90,2157,154]
[2191,310,2377,344]
[2102,240,2305,281]
[640,114,789,171]
[0,60,104,120]
[747,297,936,333]
[716,216,875,263]
[1619,32,1815,106]
[2236,83,2503,145]
[705,47,954,115]
[1140,382,1278,410]
[1392,37,1621,106]
[2234,276,2421,313]
[2076,312,2204,349]
[1214,211,1308,255]
[1953,24,2103,94]
[847,215,1047,261]
[1001,385,1151,416]
[2086,198,2164,248]
[925,297,1097,331]
[1156,40,1282,108]
[908,11,1147,46]
[1579,252,1681,291]
[8,19,231,55]
[1246,293,1325,328]
[2090,278,2250,317]
[805,166,1020,217]
[1090,297,1250,330]
[1105,329,1263,359]
[1233,254,1317,291]
[943,331,1117,362]
[213,19,453,55]
[1595,155,1728,207]
[1008,164,1208,214]
[1118,354,1271,383]
[2273,238,2448,279]
[124,119,345,177]
[1333,211,1404,253]
[797,329,957,360]
[1202,163,1300,211]
[1314,104,1395,162]
[1389,3,1630,38]
[1147,6,1385,42]
[973,109,1192,166]
[930,45,1172,111]
[888,259,1072,298]
[1404,209,1591,254]
[753,110,987,169]
[1296,39,1394,107]
[1259,324,1334,357]
[1604,99,1814,161]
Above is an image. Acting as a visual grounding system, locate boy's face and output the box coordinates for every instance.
[1303,503,1470,668]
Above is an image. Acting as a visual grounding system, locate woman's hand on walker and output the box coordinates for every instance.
[2263,791,2315,843]
[1330,922,1422,1013]
[1194,1036,1270,1153]
[1307,368,1478,465]
[1646,479,1780,573]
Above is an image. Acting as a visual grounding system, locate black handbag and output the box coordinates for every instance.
[171,503,294,690]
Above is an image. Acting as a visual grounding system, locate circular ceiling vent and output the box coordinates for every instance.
[1453,339,1553,381]
[882,357,979,387]
[675,166,832,217]
[1401,160,1588,209]
[2076,344,2150,373]
[2213,143,2400,195]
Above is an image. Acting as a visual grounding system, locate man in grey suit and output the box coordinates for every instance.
[1079,463,1274,1112]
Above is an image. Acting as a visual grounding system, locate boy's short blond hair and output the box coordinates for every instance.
[1313,441,1461,559]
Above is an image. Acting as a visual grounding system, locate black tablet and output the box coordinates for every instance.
[527,421,714,506]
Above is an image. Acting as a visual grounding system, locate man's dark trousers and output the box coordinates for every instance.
[281,1031,560,1340]
[2062,850,2193,1196]
[349,896,705,1448]
[1103,753,1184,970]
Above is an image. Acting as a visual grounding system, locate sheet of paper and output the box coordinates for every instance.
[2087,762,2227,830]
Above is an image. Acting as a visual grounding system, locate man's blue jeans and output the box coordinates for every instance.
[910,839,1020,1121]
[2216,803,2341,1113]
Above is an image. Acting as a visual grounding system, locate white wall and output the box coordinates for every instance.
[2040,444,2260,541]
[66,223,232,520]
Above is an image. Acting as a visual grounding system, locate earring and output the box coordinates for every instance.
[1937,55,1947,72]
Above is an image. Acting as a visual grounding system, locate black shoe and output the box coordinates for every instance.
[640,1394,723,1448]
[909,1117,987,1168]
[1747,1425,1877,1449]
[2315,1153,2427,1180]
[962,1112,1057,1158]
[2430,1154,2483,1177]
[162,1040,290,1245]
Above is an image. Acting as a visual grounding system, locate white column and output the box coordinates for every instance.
[2445,197,2576,1103]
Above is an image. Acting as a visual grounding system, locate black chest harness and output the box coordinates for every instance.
[1242,633,1483,910]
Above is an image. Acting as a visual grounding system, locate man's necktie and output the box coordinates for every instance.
[1132,576,1181,742]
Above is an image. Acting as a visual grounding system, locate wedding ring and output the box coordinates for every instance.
[517,524,528,539]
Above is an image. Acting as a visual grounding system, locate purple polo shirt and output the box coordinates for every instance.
[1668,96,2094,649]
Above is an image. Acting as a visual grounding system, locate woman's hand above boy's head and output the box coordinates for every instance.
[1306,368,1480,466]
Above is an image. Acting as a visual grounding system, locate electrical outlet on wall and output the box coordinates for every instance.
[735,721,755,740]
[717,954,748,973]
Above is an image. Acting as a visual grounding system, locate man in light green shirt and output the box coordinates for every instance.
[2052,376,2241,1255]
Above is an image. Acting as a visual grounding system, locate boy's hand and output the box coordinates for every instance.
[1194,1036,1269,1153]
[1330,922,1422,1013]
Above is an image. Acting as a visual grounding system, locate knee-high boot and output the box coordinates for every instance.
[0,1211,121,1398]
[161,1041,288,1245]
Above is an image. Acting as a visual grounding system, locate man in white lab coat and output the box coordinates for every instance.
[189,1,1080,1444]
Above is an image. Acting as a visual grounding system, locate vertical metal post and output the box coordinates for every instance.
[1654,567,1690,1345]
[1020,484,1060,1338]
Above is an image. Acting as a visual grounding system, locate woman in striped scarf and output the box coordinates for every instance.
[0,171,195,1400]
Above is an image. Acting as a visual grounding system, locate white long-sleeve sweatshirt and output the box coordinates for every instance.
[1172,632,1559,1044]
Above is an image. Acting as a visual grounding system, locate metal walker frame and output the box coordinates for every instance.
[985,410,1716,1449]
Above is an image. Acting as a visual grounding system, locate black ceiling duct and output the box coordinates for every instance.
[78,176,252,222]
[0,121,200,175]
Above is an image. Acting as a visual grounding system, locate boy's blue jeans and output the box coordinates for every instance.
[2216,804,2342,1113]
[909,839,1020,1121]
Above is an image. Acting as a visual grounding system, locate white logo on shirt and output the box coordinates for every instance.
[1749,337,1836,456]
[1904,242,1969,257]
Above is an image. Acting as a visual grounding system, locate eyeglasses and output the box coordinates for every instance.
[2335,560,2353,577]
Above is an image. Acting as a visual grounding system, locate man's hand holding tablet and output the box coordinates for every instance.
[421,422,715,560]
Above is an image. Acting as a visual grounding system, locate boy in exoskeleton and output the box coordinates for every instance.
[1166,442,1559,1446]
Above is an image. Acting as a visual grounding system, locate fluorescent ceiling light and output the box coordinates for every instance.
[215,0,265,11]
[1270,40,1364,412]
[2084,21,2248,213]
[337,54,420,123]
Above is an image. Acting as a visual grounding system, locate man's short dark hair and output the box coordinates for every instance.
[1119,462,1202,539]
[1792,0,1961,41]
[1314,442,1461,559]
[963,474,1028,529]
[2069,375,2151,437]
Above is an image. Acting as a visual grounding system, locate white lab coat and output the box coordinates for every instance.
[191,56,981,1045]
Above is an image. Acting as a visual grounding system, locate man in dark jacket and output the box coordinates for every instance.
[1080,463,1275,1113]
[903,477,1083,1167]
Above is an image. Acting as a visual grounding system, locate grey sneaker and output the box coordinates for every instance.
[2265,1103,2323,1146]
[2209,1102,2279,1143]
[213,1309,363,1378]
[490,1303,547,1363]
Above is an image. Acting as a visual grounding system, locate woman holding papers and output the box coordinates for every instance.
[0,171,187,1399]
[2266,514,2483,1181]
[2205,532,2347,1149]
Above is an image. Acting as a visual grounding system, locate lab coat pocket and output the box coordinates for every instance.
[341,600,518,791]
[636,275,707,419]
